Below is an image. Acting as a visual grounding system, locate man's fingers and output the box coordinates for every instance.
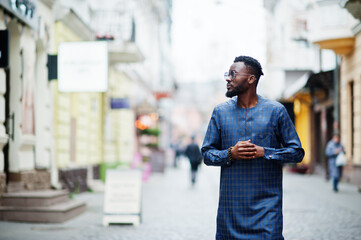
[241,152,256,157]
[236,149,256,158]
[237,142,255,148]
[233,141,260,160]
[236,147,256,153]
[240,156,255,160]
[239,155,255,160]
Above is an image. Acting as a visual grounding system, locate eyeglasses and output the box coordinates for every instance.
[224,71,254,81]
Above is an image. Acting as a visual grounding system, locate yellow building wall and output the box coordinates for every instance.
[341,31,361,165]
[294,96,311,165]
[104,68,135,164]
[53,22,104,168]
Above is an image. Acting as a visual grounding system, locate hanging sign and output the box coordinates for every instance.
[110,98,130,109]
[58,41,108,92]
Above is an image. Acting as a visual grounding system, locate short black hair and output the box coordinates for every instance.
[234,56,264,81]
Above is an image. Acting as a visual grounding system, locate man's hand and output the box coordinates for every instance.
[335,147,343,154]
[231,140,264,160]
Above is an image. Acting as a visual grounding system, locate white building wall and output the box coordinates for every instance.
[264,0,336,100]
[35,1,55,169]
[6,19,35,172]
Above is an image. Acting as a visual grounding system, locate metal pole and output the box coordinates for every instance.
[333,54,339,130]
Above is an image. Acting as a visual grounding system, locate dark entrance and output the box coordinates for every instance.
[307,71,335,178]
[4,68,10,184]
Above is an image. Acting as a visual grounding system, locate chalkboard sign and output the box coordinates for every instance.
[103,169,142,226]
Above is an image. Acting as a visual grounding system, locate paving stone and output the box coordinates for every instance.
[0,160,360,240]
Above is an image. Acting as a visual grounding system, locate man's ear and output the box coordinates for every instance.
[248,75,256,85]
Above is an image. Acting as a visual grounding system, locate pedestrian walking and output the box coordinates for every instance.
[325,133,345,192]
[185,135,203,186]
[172,139,183,168]
[201,55,305,240]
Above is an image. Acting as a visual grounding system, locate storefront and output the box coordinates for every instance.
[0,0,54,193]
[282,70,335,175]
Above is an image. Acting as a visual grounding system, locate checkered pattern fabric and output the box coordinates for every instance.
[202,95,304,240]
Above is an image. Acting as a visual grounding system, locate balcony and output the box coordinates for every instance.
[307,0,359,54]
[108,41,144,64]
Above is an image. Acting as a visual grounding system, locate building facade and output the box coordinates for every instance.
[53,2,104,191]
[307,0,361,187]
[0,0,175,197]
[0,0,55,194]
[263,0,361,181]
[339,22,361,187]
[263,0,336,173]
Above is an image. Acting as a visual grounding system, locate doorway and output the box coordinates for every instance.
[4,68,10,183]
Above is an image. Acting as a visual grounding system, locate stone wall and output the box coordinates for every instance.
[0,172,6,204]
[92,165,100,179]
[340,27,361,187]
[343,164,361,186]
[8,170,50,192]
[59,168,88,193]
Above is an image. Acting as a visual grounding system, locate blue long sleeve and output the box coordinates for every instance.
[263,106,304,163]
[201,110,232,167]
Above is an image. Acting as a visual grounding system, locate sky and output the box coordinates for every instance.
[170,0,267,139]
[171,0,266,83]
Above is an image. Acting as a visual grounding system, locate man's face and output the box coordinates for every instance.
[225,62,252,98]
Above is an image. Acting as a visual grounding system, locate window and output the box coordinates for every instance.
[348,81,354,158]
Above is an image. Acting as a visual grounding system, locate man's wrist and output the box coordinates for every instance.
[259,146,265,157]
[228,147,234,162]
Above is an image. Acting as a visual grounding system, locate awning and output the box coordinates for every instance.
[283,72,312,99]
[282,70,334,100]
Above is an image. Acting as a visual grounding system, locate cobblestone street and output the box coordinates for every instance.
[0,159,360,240]
[283,169,361,240]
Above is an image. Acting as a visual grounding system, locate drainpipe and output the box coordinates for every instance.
[333,54,340,131]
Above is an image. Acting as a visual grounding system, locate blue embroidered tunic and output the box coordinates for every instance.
[201,95,304,240]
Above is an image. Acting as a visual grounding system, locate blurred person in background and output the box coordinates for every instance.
[171,138,183,168]
[202,55,304,240]
[325,133,345,192]
[185,135,202,186]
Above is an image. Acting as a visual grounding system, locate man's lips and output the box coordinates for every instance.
[227,84,232,90]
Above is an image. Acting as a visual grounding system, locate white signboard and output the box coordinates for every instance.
[58,41,108,92]
[103,169,142,226]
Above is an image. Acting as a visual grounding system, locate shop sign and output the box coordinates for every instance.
[0,0,38,29]
[110,98,130,109]
[47,54,57,80]
[154,92,172,100]
[58,41,108,92]
[0,30,9,68]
